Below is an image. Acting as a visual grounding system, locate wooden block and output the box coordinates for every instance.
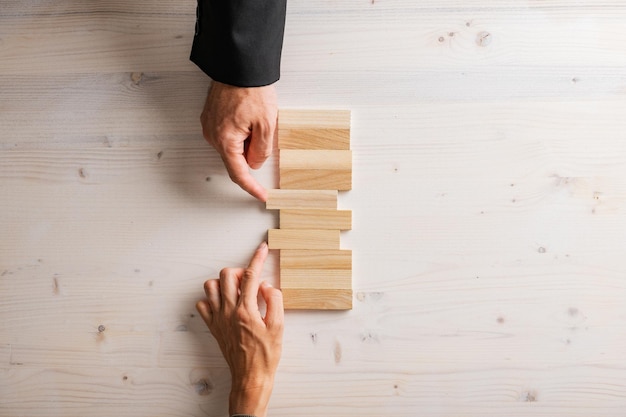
[278,109,351,150]
[280,150,352,170]
[280,169,352,190]
[281,269,351,289]
[280,169,352,191]
[278,128,350,150]
[278,109,351,129]
[266,189,337,210]
[280,209,352,230]
[273,110,354,311]
[267,229,340,250]
[280,249,352,270]
[281,288,352,310]
[279,150,352,190]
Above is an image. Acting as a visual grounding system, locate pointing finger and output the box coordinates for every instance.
[222,151,268,202]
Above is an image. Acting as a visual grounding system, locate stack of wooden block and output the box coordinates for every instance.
[266,110,353,310]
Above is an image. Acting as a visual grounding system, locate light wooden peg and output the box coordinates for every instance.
[278,128,350,150]
[268,229,340,250]
[266,189,338,210]
[281,288,353,310]
[279,150,352,190]
[280,269,352,289]
[280,249,352,270]
[280,209,352,230]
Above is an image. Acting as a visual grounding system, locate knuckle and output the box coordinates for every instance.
[269,287,283,300]
[205,279,218,291]
[234,306,250,322]
[243,269,256,281]
[258,147,272,160]
[219,268,232,280]
[258,118,274,136]
[270,318,285,333]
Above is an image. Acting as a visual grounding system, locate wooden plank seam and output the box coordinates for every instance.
[266,109,353,310]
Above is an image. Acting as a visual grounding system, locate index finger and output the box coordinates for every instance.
[240,241,269,307]
[222,152,268,202]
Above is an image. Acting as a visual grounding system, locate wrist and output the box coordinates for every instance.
[229,379,274,417]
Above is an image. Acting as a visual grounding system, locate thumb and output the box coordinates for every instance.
[260,281,284,329]
[246,118,275,170]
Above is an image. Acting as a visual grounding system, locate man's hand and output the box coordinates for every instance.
[201,81,278,202]
[196,242,284,417]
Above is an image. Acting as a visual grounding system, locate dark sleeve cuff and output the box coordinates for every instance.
[190,0,287,87]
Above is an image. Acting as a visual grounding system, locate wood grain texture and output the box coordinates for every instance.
[274,134,353,309]
[3,0,626,415]
[280,249,352,270]
[278,128,351,150]
[266,189,338,209]
[278,109,351,129]
[280,209,352,230]
[267,229,340,250]
[281,288,352,310]
[280,269,351,289]
[280,150,352,170]
[279,168,352,190]
[279,150,352,190]
[0,366,231,417]
[277,109,351,150]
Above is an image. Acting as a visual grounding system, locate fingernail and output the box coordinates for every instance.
[262,281,273,288]
[259,241,268,250]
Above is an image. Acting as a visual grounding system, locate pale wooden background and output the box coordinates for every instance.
[2,1,626,416]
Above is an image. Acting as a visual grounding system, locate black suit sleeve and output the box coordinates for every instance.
[190,0,287,87]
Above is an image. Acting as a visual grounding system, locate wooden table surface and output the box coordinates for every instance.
[2,1,626,416]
